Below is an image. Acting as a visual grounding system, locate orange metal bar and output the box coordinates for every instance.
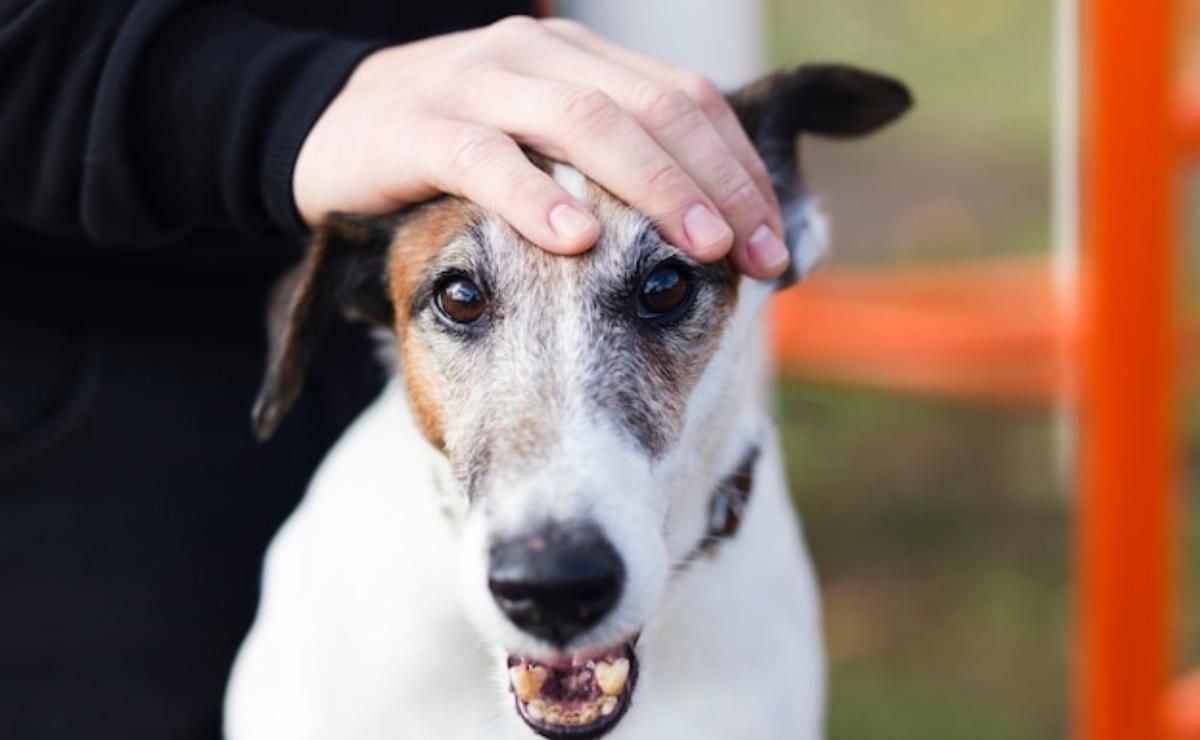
[770,256,1063,402]
[1078,1,1177,740]
[769,257,1198,404]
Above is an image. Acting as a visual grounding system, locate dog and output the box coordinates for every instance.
[224,63,911,740]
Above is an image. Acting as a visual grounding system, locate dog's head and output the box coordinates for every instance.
[253,64,909,738]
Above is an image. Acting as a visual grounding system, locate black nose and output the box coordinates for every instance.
[488,524,625,646]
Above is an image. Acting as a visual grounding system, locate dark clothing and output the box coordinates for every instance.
[0,2,527,738]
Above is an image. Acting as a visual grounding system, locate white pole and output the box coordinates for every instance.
[1052,0,1079,492]
[555,0,766,88]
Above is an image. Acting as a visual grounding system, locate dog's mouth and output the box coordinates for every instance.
[506,641,638,739]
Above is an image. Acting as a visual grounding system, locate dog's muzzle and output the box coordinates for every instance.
[488,524,634,737]
[488,445,761,738]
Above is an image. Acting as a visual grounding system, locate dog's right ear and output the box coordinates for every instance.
[252,213,395,441]
[728,64,913,285]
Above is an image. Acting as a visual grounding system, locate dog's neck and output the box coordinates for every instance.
[674,442,762,572]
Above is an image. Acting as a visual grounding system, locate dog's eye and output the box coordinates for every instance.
[435,277,488,325]
[637,263,694,323]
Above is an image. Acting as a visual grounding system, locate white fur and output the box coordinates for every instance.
[788,197,829,279]
[552,162,590,202]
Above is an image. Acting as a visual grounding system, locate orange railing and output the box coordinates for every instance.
[1079,2,1176,740]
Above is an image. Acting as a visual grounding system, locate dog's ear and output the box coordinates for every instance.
[252,213,395,441]
[728,64,912,284]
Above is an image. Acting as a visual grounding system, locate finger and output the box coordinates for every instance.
[500,27,787,278]
[451,70,736,261]
[419,119,600,254]
[541,19,781,222]
[621,79,788,276]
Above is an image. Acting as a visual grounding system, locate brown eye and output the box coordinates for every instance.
[637,263,694,322]
[435,277,487,325]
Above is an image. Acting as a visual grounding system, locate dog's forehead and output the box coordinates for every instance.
[393,164,658,290]
[483,165,657,286]
[549,162,654,263]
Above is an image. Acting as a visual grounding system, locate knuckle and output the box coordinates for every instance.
[679,72,725,115]
[505,167,549,200]
[745,154,772,182]
[748,162,777,200]
[492,15,539,34]
[447,43,486,69]
[488,15,542,43]
[718,175,767,220]
[642,159,687,198]
[558,87,623,137]
[448,131,509,177]
[635,81,696,131]
[541,17,588,36]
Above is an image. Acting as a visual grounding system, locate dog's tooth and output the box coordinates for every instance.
[600,696,618,716]
[580,701,599,723]
[527,699,546,721]
[509,665,548,702]
[594,658,630,696]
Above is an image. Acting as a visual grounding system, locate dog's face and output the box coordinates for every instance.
[254,65,910,739]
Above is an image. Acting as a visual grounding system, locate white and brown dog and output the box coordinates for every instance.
[225,64,910,740]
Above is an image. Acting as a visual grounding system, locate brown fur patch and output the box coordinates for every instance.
[386,198,483,451]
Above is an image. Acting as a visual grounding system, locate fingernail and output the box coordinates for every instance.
[548,203,598,247]
[682,204,733,257]
[747,224,790,276]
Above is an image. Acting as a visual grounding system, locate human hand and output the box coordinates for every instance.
[292,16,790,278]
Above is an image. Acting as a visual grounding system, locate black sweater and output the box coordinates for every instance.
[0,4,526,737]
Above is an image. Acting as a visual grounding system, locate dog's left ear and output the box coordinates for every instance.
[252,213,395,441]
[728,63,913,284]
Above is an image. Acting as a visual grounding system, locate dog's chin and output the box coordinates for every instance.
[505,639,639,739]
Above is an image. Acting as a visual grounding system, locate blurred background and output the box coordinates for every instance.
[559,1,1197,738]
[768,3,1065,738]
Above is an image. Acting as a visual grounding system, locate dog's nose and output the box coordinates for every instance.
[488,524,625,646]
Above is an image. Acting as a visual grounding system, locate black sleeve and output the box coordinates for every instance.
[0,1,382,246]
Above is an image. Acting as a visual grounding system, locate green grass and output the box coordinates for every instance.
[775,384,1068,739]
[766,0,1051,151]
[765,0,1052,267]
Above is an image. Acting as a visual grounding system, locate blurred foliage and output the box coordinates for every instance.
[775,384,1067,739]
[765,1,1200,738]
[766,0,1051,267]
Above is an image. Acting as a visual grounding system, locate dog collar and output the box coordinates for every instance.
[675,444,761,571]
